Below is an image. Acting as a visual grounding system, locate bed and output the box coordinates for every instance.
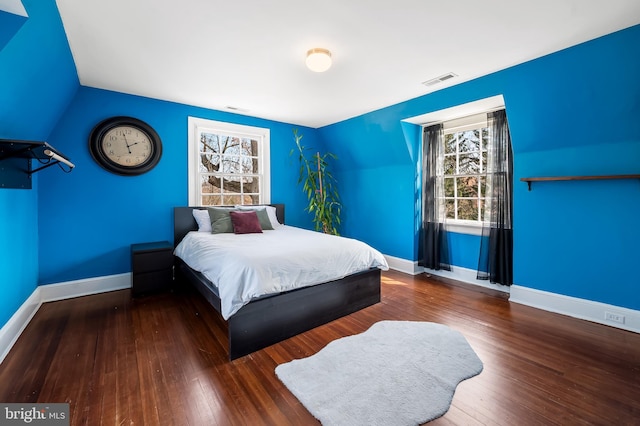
[173,204,387,360]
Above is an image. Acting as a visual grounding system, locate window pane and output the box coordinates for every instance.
[220,156,240,174]
[200,175,221,194]
[234,137,248,155]
[479,176,487,197]
[458,152,480,174]
[444,155,456,175]
[206,134,245,156]
[445,199,455,219]
[482,128,489,150]
[242,138,259,156]
[222,136,242,155]
[222,194,243,205]
[242,176,260,194]
[243,194,260,204]
[221,174,241,194]
[199,154,220,173]
[241,156,257,174]
[236,195,258,205]
[458,130,480,153]
[202,195,222,206]
[457,199,478,221]
[444,177,455,197]
[444,134,456,154]
[479,198,486,221]
[456,176,478,197]
[200,133,221,153]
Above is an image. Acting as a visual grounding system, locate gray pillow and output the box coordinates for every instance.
[254,208,274,230]
[207,207,236,234]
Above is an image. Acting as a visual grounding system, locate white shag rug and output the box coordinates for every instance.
[275,321,483,426]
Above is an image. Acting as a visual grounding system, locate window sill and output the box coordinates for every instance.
[445,221,483,236]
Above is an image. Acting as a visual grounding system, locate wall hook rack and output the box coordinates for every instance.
[0,139,75,189]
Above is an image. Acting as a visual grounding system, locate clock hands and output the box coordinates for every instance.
[122,134,139,154]
[122,134,132,154]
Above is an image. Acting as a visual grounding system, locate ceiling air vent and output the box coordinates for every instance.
[422,72,458,87]
[226,105,249,113]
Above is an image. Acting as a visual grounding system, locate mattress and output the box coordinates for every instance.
[174,225,389,319]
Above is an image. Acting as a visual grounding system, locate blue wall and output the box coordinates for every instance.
[0,10,27,51]
[319,24,640,310]
[0,189,38,327]
[39,87,317,284]
[0,0,78,327]
[0,0,78,138]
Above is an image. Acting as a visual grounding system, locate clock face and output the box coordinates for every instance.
[101,126,153,167]
[89,117,162,175]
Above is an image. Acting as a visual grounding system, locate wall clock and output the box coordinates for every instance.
[89,116,162,176]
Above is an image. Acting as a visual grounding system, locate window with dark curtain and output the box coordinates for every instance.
[421,123,451,271]
[477,109,513,285]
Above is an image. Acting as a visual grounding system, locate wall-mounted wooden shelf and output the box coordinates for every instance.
[0,139,75,189]
[520,174,640,191]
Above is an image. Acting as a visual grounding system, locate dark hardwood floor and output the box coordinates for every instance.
[1,270,638,425]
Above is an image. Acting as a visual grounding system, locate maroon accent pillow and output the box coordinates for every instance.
[229,210,263,234]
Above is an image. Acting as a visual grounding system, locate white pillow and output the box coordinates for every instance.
[235,205,282,228]
[192,209,212,232]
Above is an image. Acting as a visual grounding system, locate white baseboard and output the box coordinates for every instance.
[384,255,422,275]
[384,255,510,293]
[0,289,42,366]
[510,285,640,334]
[0,273,131,365]
[385,254,639,334]
[422,264,511,293]
[38,273,131,303]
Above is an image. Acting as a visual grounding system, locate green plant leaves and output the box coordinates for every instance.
[291,128,341,235]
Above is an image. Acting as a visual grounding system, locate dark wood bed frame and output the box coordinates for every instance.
[173,205,381,360]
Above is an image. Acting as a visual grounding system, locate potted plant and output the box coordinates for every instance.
[291,129,341,235]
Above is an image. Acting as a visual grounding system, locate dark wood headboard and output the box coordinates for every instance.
[173,204,285,247]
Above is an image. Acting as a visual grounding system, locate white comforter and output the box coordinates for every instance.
[174,226,389,319]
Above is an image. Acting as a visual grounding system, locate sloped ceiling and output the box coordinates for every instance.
[0,0,27,16]
[55,0,640,128]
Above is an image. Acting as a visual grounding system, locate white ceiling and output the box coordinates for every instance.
[55,0,640,128]
[0,0,27,16]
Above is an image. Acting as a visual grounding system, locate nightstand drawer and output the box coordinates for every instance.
[132,269,173,297]
[132,249,173,273]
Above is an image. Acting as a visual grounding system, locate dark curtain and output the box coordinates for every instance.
[421,124,451,271]
[477,109,513,285]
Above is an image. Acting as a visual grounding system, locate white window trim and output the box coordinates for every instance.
[443,112,488,133]
[403,95,505,125]
[187,117,270,206]
[445,220,483,236]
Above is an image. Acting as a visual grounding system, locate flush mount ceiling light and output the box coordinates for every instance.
[306,48,332,72]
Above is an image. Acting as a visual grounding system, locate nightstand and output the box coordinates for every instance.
[131,241,173,297]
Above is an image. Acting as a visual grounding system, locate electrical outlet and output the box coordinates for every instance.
[604,311,625,324]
